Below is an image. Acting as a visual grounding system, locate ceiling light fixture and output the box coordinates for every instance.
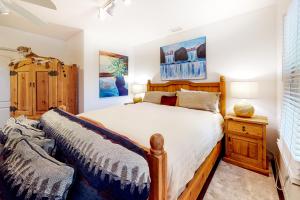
[98,7,107,20]
[106,2,115,16]
[98,0,132,20]
[98,0,114,20]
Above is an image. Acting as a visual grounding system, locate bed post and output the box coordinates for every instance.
[220,76,226,117]
[148,134,167,200]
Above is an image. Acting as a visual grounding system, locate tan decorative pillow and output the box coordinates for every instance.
[143,91,176,104]
[176,91,220,112]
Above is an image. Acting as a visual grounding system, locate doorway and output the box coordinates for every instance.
[0,58,10,127]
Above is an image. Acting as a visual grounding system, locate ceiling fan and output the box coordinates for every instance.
[0,0,56,25]
[0,47,21,62]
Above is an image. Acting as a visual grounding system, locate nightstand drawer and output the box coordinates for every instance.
[227,120,263,138]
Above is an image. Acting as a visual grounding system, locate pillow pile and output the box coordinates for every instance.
[0,116,73,200]
[0,139,74,200]
[143,89,220,112]
[0,117,45,144]
[2,129,56,157]
[16,115,43,129]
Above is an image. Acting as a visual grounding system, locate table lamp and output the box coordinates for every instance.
[132,84,146,103]
[231,81,258,118]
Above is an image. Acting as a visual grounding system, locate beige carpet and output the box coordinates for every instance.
[203,161,279,200]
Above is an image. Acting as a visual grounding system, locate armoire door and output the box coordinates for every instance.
[11,65,34,116]
[35,71,49,113]
[57,64,78,114]
[33,61,57,117]
[32,62,58,117]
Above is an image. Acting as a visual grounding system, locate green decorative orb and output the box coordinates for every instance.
[234,101,255,118]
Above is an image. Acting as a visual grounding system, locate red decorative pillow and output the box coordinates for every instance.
[160,96,177,106]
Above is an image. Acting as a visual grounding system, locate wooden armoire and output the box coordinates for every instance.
[9,53,78,119]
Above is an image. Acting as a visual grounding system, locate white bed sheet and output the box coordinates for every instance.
[79,102,224,200]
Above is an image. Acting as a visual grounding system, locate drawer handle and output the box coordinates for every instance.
[242,126,246,132]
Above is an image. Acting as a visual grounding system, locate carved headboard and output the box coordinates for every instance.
[147,76,226,117]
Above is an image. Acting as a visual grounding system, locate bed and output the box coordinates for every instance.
[77,76,226,200]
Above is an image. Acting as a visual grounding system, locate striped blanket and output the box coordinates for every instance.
[40,109,150,200]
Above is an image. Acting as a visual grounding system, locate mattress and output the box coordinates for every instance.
[79,102,224,200]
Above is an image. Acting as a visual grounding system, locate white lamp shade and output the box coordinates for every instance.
[132,84,146,94]
[231,82,258,99]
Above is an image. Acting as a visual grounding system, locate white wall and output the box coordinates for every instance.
[0,26,66,60]
[133,6,278,153]
[82,30,133,112]
[64,31,84,113]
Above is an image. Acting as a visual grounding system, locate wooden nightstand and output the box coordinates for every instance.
[223,114,269,176]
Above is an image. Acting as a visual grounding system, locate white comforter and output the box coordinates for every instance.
[79,102,224,199]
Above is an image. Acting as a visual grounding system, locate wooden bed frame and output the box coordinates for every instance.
[75,75,226,200]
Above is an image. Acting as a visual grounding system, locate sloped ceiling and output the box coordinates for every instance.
[0,12,81,40]
[0,0,276,45]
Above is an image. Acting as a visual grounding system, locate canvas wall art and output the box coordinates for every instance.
[99,51,128,98]
[160,36,206,80]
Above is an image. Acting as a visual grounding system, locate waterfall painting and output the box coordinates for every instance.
[160,36,206,80]
[99,51,128,98]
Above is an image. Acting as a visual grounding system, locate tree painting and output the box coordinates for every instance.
[99,51,128,98]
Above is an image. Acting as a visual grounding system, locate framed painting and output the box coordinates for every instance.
[160,36,206,80]
[99,51,128,98]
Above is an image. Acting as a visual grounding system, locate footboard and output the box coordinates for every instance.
[72,110,168,200]
[148,134,168,200]
[75,111,168,200]
[147,134,222,200]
